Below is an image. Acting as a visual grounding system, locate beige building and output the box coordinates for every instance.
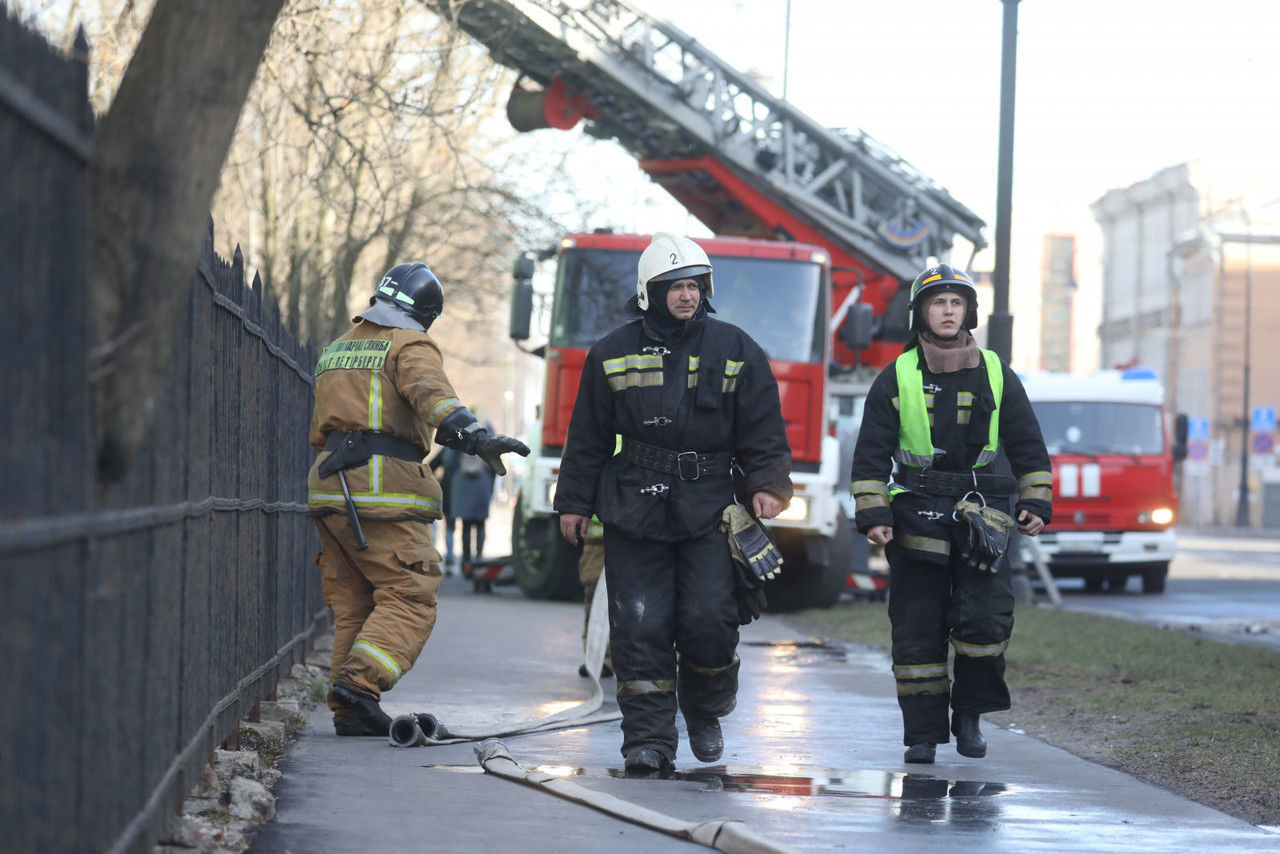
[1038,235,1076,372]
[1091,163,1280,528]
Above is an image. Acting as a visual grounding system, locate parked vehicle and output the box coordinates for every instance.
[1021,367,1187,593]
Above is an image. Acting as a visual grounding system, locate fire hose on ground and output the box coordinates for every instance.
[387,569,619,747]
[385,569,797,853]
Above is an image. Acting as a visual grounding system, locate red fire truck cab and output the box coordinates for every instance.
[1021,367,1187,594]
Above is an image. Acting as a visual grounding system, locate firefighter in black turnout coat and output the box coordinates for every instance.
[555,233,793,778]
[850,264,1052,764]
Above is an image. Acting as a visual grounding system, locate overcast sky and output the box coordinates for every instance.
[540,0,1280,371]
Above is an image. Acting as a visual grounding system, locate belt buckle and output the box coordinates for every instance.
[677,450,700,481]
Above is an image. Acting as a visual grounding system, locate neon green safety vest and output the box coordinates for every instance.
[892,347,1004,471]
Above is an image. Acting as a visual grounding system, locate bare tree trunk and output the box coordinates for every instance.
[88,0,286,481]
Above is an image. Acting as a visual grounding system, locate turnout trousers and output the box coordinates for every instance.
[603,525,741,762]
[315,515,443,707]
[886,543,1014,746]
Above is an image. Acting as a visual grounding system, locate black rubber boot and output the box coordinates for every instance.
[903,743,936,764]
[951,712,987,758]
[330,682,391,737]
[686,716,723,763]
[624,746,674,779]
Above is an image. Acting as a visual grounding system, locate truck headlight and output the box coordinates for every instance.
[1139,507,1174,525]
[776,496,809,522]
[546,480,557,506]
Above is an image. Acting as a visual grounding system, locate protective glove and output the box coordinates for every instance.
[731,558,767,625]
[720,504,783,583]
[953,499,1015,573]
[473,432,530,477]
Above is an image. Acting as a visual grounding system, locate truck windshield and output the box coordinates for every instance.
[1031,401,1165,455]
[550,248,825,363]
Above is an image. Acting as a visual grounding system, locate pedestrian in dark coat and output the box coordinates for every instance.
[427,446,461,571]
[452,409,497,567]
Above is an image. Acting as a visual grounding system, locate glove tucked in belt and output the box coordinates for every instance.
[953,498,1015,573]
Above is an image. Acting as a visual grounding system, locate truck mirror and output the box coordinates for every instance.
[838,303,874,351]
[509,280,534,342]
[513,252,536,281]
[879,288,911,342]
[1172,412,1188,462]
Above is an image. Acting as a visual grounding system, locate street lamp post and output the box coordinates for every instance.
[988,0,1019,363]
[1234,220,1253,527]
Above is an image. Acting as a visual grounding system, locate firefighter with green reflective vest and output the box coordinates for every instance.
[849,263,1052,765]
[306,262,529,737]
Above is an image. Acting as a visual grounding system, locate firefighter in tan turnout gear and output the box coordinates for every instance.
[307,262,529,736]
[849,264,1052,764]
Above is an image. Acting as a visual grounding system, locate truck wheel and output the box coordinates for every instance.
[511,495,583,601]
[1140,562,1168,594]
[764,508,855,612]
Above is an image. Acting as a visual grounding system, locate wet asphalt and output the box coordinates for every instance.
[249,578,1280,852]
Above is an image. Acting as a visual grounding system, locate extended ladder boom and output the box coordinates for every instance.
[441,0,986,284]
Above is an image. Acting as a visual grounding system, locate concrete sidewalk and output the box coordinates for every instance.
[249,582,1278,852]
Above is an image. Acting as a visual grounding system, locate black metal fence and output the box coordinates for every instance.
[2,12,325,853]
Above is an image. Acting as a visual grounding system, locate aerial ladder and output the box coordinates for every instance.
[438,0,988,369]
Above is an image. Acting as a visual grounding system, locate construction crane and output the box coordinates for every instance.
[439,0,987,366]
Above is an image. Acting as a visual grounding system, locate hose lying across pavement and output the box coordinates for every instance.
[391,569,796,853]
[473,739,796,854]
[389,570,620,747]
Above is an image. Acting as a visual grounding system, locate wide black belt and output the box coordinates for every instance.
[896,466,1017,498]
[319,430,425,477]
[621,437,734,482]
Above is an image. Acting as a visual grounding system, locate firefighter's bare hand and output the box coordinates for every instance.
[752,491,784,519]
[867,525,894,546]
[559,513,589,546]
[1017,510,1045,536]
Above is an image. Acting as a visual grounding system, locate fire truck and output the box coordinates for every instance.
[1021,368,1187,594]
[441,0,987,609]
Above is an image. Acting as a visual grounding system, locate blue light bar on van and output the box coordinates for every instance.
[1121,367,1159,381]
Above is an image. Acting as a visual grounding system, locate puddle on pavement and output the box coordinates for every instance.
[741,639,849,666]
[423,762,1019,802]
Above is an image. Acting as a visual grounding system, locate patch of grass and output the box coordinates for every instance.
[781,599,1280,827]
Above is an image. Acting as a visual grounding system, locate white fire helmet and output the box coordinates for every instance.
[635,232,714,310]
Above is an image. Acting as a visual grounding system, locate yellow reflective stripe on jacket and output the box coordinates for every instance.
[951,637,1010,657]
[894,347,1003,468]
[308,490,442,513]
[722,359,744,392]
[427,396,462,427]
[604,353,664,391]
[352,639,402,681]
[603,353,664,373]
[1019,471,1053,502]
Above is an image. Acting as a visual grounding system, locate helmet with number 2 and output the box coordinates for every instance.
[635,232,714,310]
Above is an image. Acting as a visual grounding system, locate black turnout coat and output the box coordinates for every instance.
[554,309,793,541]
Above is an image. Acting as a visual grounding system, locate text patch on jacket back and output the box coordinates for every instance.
[315,339,391,376]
